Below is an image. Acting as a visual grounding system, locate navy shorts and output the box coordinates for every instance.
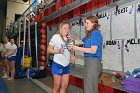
[52,61,70,76]
[8,56,16,62]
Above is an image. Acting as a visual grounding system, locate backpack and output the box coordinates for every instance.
[15,67,27,79]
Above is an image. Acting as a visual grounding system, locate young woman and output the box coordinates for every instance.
[72,16,103,93]
[0,41,4,72]
[47,21,75,93]
[0,41,4,63]
[2,36,11,79]
[7,38,17,80]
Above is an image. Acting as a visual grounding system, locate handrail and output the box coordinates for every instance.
[44,0,57,9]
[22,0,36,15]
[7,0,37,32]
[6,0,58,35]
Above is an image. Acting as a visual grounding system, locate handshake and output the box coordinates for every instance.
[66,34,84,46]
[66,34,84,51]
[67,40,84,51]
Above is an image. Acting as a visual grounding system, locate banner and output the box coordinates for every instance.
[73,6,80,17]
[80,4,87,14]
[64,0,73,5]
[41,10,45,17]
[54,17,59,24]
[63,13,68,21]
[48,7,52,15]
[86,1,94,12]
[99,0,107,8]
[44,9,48,16]
[52,5,56,12]
[56,1,61,11]
[68,10,73,19]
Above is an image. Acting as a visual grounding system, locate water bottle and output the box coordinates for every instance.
[27,69,30,78]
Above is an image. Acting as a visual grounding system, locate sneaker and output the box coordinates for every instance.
[2,75,8,78]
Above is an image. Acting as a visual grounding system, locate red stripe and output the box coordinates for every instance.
[45,67,128,93]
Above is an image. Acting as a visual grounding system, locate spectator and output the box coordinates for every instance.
[7,38,17,80]
[2,36,11,79]
[39,1,45,11]
[0,41,4,60]
[34,5,40,15]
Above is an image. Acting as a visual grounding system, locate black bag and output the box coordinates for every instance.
[32,70,46,79]
[15,67,27,79]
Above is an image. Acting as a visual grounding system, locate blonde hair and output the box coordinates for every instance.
[59,21,70,41]
[85,16,100,39]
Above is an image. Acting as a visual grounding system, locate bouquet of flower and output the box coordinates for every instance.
[66,34,74,45]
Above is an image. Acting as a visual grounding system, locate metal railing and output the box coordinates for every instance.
[6,0,37,36]
[6,0,58,36]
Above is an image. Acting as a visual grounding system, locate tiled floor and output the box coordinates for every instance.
[38,74,84,93]
[0,63,46,93]
[4,78,46,93]
[0,78,9,93]
[41,65,129,93]
[36,65,84,93]
[0,63,128,93]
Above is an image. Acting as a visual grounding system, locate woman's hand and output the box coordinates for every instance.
[67,45,73,50]
[59,47,64,54]
[48,44,63,54]
[75,40,84,45]
[68,45,79,51]
[72,45,79,51]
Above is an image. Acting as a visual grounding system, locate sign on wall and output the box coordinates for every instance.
[136,3,140,38]
[74,50,84,65]
[47,26,58,46]
[102,40,122,71]
[70,19,81,40]
[80,17,86,39]
[123,39,140,72]
[112,5,135,39]
[70,18,85,65]
[98,12,111,41]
